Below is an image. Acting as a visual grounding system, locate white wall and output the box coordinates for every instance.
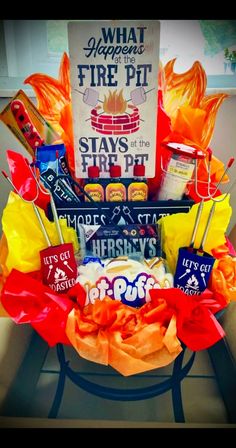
[0,95,236,234]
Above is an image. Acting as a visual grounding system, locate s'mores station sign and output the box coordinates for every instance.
[68,20,160,179]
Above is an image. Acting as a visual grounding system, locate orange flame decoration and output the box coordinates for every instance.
[24,53,76,180]
[162,58,229,185]
[103,89,127,115]
[24,53,229,187]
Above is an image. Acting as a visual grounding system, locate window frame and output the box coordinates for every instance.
[0,19,236,97]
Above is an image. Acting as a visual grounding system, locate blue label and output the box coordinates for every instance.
[174,247,215,295]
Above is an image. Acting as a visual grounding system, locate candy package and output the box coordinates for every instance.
[77,256,173,307]
[78,224,161,260]
[36,142,80,203]
[36,143,69,177]
[41,168,80,204]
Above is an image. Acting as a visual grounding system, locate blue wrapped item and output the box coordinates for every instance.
[36,143,68,176]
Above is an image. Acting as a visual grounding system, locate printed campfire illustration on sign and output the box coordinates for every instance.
[77,87,153,135]
[91,90,139,135]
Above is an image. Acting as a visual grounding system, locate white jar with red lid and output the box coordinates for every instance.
[157,142,206,201]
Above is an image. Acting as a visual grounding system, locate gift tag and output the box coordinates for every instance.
[40,242,78,293]
[174,247,215,295]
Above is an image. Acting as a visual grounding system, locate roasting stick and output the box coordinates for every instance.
[2,164,78,294]
[198,174,236,253]
[197,201,216,253]
[189,149,213,249]
[196,156,235,252]
[190,154,235,251]
[75,86,155,107]
[49,194,64,244]
[208,156,234,197]
[25,159,64,245]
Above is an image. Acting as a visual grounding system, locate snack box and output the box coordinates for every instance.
[53,199,194,238]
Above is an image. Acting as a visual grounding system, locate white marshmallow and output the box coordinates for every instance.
[83,88,99,107]
[130,87,146,106]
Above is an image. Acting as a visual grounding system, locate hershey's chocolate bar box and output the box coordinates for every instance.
[78,223,161,259]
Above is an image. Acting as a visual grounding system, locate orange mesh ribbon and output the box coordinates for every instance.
[66,286,226,375]
[209,254,236,303]
[66,296,182,376]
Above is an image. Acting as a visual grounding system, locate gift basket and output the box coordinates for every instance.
[1,21,236,384]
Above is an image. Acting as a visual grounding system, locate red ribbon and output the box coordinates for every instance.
[149,288,226,351]
[1,269,226,352]
[1,269,74,346]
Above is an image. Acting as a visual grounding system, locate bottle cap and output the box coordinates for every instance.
[110,164,121,178]
[162,142,205,160]
[88,165,100,178]
[134,163,145,177]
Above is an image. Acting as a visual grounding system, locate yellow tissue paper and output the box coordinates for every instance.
[2,191,79,274]
[158,195,232,274]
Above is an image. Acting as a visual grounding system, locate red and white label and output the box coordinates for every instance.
[40,243,77,293]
